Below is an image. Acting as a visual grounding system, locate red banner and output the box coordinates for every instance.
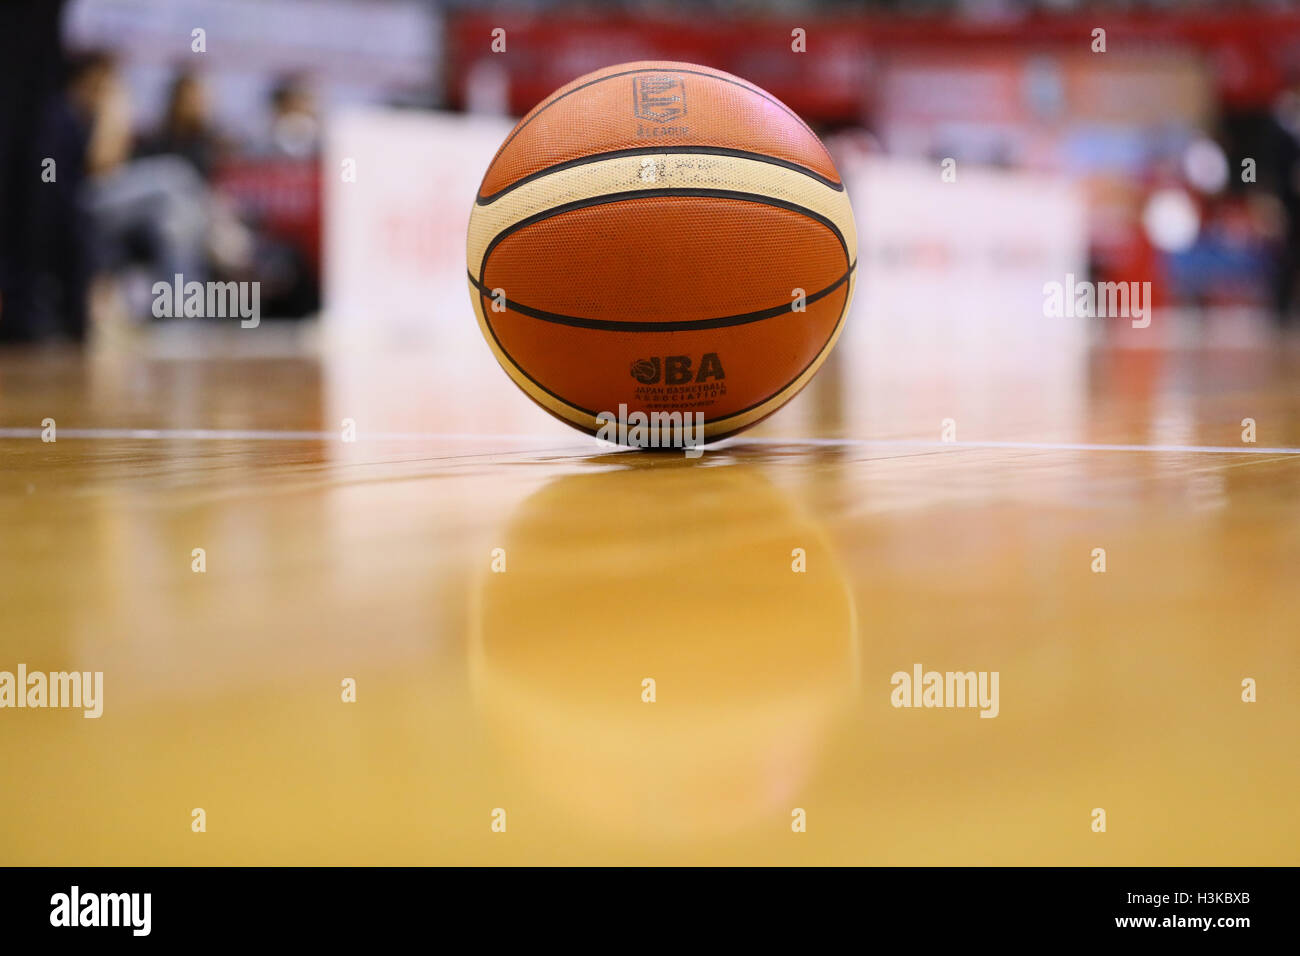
[446,9,1300,122]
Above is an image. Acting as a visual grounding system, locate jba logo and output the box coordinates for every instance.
[630,354,725,385]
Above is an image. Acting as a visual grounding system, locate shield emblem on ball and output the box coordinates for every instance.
[633,75,687,124]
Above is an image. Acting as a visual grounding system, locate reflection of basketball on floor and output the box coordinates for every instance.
[470,459,857,840]
[467,61,858,442]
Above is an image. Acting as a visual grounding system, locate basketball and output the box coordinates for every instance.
[466,61,857,445]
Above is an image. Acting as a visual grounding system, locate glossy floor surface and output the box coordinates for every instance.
[1,317,1298,864]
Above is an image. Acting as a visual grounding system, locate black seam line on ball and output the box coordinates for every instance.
[722,273,852,424]
[476,146,845,205]
[468,261,855,333]
[478,188,850,282]
[474,270,853,428]
[492,66,829,161]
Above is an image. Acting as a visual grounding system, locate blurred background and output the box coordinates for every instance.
[3,0,1300,349]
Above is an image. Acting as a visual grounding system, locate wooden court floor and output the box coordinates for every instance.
[1,330,1297,865]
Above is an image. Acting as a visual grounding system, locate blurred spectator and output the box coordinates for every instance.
[264,75,321,159]
[75,52,131,176]
[137,71,227,179]
[79,58,211,317]
[207,73,324,317]
[1269,84,1300,327]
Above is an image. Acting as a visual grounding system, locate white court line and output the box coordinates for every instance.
[738,437,1300,455]
[0,428,570,443]
[1,427,1298,455]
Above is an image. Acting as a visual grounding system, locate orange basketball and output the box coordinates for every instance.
[467,61,857,444]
